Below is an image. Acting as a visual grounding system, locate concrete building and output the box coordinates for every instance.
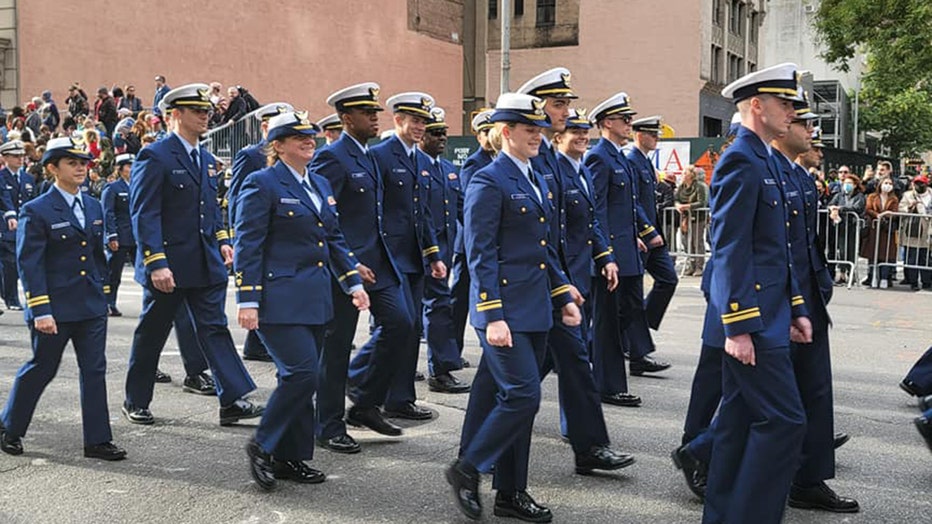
[15,0,465,130]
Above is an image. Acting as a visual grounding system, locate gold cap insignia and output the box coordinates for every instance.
[532,99,547,116]
[197,88,209,101]
[369,87,380,100]
[295,110,310,126]
[560,72,572,88]
[421,97,432,108]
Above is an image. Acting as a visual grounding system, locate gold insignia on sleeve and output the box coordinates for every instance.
[479,292,487,301]
[730,302,739,312]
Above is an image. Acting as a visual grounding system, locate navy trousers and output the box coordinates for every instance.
[643,245,678,330]
[125,282,255,409]
[105,244,135,307]
[254,324,322,461]
[791,323,835,486]
[170,304,210,377]
[905,345,932,396]
[343,280,414,410]
[683,344,724,451]
[242,330,269,359]
[317,279,360,440]
[424,269,462,376]
[1,316,112,445]
[450,252,471,355]
[459,330,547,493]
[0,240,20,307]
[541,310,610,454]
[702,345,806,524]
[349,272,420,411]
[593,275,648,395]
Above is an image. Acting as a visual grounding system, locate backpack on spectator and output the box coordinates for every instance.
[237,86,260,113]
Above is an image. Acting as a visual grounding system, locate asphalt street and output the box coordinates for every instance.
[0,272,929,523]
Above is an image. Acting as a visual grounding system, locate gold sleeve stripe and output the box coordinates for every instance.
[550,285,571,297]
[337,270,359,283]
[422,246,440,256]
[26,295,50,307]
[238,285,264,292]
[792,297,805,306]
[594,250,612,260]
[103,286,111,294]
[638,226,656,237]
[721,307,761,320]
[721,311,762,324]
[229,229,236,238]
[475,301,503,312]
[144,253,166,265]
[216,230,230,240]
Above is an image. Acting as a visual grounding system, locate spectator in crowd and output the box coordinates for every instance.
[899,174,932,291]
[209,98,228,128]
[94,87,118,139]
[152,75,170,116]
[41,90,60,131]
[25,101,42,135]
[87,167,106,199]
[61,115,77,136]
[120,120,142,155]
[146,115,166,141]
[66,83,89,119]
[655,170,676,243]
[674,165,709,276]
[37,125,51,144]
[0,114,7,143]
[140,135,156,148]
[208,82,225,106]
[97,137,115,179]
[119,84,143,116]
[110,86,124,111]
[814,178,832,208]
[221,86,247,124]
[860,175,900,288]
[83,127,102,164]
[11,116,35,143]
[827,171,866,285]
[862,165,875,194]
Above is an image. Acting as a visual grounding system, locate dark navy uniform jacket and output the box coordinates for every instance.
[702,127,807,350]
[229,141,266,233]
[17,189,108,322]
[557,153,614,296]
[585,138,658,277]
[101,178,133,246]
[1,166,36,242]
[454,148,493,255]
[625,146,662,232]
[370,135,441,274]
[233,161,362,325]
[129,133,231,288]
[464,153,573,332]
[424,155,460,266]
[309,133,400,291]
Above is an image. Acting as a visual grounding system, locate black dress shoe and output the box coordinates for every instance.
[0,428,23,456]
[220,398,264,426]
[154,369,172,384]
[84,442,127,461]
[601,392,642,407]
[900,379,923,397]
[243,352,274,362]
[494,491,553,523]
[671,444,707,500]
[574,445,635,474]
[788,482,860,513]
[383,402,433,420]
[428,372,471,394]
[833,432,850,449]
[920,395,932,413]
[346,405,403,436]
[121,404,155,425]
[246,438,276,491]
[445,459,482,520]
[272,460,326,484]
[630,355,672,376]
[317,433,361,454]
[414,370,426,382]
[915,415,932,452]
[182,373,217,396]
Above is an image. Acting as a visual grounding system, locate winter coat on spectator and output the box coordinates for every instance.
[860,191,899,263]
[899,189,932,249]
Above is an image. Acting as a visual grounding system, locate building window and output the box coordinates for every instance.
[711,45,723,84]
[515,0,524,16]
[489,0,497,19]
[729,0,743,35]
[727,53,742,83]
[713,0,723,26]
[536,0,556,28]
[749,11,759,43]
[703,117,723,138]
[748,62,756,73]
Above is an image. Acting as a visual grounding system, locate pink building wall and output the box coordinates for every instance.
[17,0,464,130]
[487,0,704,137]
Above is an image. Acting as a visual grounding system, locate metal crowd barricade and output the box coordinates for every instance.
[200,108,264,165]
[816,209,865,289]
[872,211,932,288]
[661,206,710,276]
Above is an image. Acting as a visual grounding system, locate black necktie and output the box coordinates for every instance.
[409,151,416,166]
[72,197,85,228]
[190,149,200,171]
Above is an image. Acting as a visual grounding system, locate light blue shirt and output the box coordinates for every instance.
[174,132,200,167]
[283,163,322,212]
[346,133,369,155]
[54,184,84,228]
[394,134,417,160]
[503,151,541,202]
[558,151,589,196]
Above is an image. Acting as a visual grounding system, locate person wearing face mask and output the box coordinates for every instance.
[826,173,866,285]
[898,174,932,290]
[860,176,900,288]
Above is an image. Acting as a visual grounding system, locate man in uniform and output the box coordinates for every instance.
[419,107,470,394]
[123,83,262,426]
[585,92,654,407]
[0,140,34,311]
[228,102,294,363]
[700,63,812,524]
[365,91,446,420]
[625,116,676,375]
[310,83,414,452]
[451,108,495,363]
[317,114,343,146]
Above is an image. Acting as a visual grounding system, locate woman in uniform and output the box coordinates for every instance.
[234,111,369,491]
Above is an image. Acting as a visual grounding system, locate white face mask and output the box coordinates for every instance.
[881,183,893,193]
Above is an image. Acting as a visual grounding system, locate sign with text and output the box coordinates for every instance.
[648,141,691,183]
